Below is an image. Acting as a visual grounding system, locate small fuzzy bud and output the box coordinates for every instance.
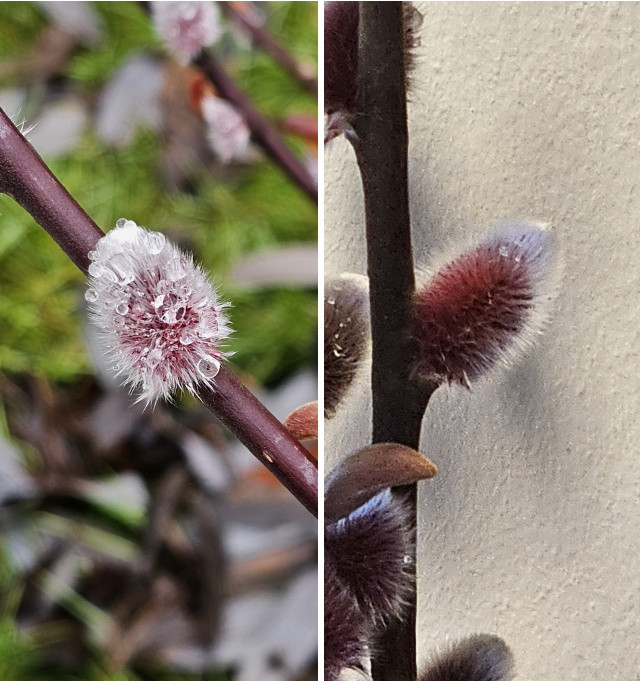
[413,222,559,387]
[419,635,514,681]
[325,273,370,419]
[325,490,413,626]
[324,1,359,118]
[324,2,421,142]
[325,556,369,681]
[200,93,251,164]
[152,1,221,65]
[86,219,231,405]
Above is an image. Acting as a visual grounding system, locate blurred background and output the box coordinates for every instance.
[0,2,317,681]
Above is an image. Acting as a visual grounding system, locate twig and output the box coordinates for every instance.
[0,110,103,274]
[193,49,318,204]
[350,4,438,680]
[221,1,318,97]
[0,107,318,517]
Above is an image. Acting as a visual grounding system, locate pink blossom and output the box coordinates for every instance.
[200,94,251,164]
[413,222,559,387]
[86,219,231,405]
[152,1,221,65]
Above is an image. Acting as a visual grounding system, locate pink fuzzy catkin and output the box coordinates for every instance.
[414,222,558,387]
[152,1,221,65]
[86,219,231,405]
[200,93,250,164]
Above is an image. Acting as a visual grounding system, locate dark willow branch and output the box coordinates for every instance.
[220,1,318,97]
[350,4,438,680]
[193,49,318,204]
[0,107,318,517]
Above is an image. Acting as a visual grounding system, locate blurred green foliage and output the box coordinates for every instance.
[0,0,318,387]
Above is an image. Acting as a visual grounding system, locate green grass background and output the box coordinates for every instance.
[0,0,318,388]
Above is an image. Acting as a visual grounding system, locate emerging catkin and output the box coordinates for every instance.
[413,222,559,387]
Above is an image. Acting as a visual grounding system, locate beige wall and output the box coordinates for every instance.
[324,2,640,678]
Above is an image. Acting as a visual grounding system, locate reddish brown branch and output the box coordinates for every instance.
[0,107,318,516]
[198,372,317,515]
[0,109,103,274]
[221,1,318,97]
[193,49,318,204]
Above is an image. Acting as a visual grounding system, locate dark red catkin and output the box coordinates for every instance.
[413,222,559,388]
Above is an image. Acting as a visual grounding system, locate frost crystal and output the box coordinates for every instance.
[152,1,221,65]
[200,94,251,164]
[86,219,231,405]
[413,222,559,387]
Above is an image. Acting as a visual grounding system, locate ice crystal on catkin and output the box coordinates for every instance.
[86,219,230,405]
[152,1,221,65]
[413,222,558,387]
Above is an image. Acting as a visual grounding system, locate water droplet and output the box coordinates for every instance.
[197,356,220,379]
[116,302,129,315]
[113,315,125,328]
[167,257,187,281]
[156,279,170,294]
[112,364,121,371]
[147,348,162,368]
[198,324,217,339]
[178,282,193,298]
[180,330,195,345]
[88,262,104,278]
[116,218,127,228]
[146,231,166,255]
[88,250,98,261]
[154,293,185,324]
[106,269,121,284]
[85,288,98,303]
[403,554,413,565]
[108,253,135,285]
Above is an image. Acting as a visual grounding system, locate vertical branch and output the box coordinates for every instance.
[351,4,437,680]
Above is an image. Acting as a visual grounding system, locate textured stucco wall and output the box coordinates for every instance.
[324,2,640,679]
